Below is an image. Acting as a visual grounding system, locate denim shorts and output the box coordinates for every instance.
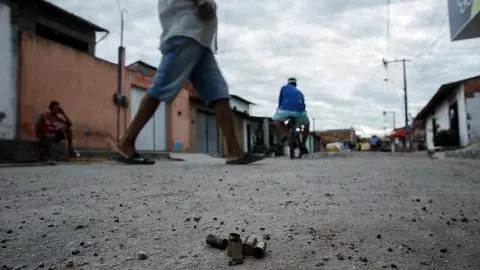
[272,109,310,126]
[147,36,229,106]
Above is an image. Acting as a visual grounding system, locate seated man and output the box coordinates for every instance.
[35,101,79,161]
[272,78,310,154]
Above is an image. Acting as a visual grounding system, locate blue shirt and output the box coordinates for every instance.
[278,84,305,111]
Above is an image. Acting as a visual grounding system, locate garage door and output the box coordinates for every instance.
[196,111,219,154]
[130,88,167,151]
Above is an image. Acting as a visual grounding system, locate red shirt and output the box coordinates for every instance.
[43,112,57,135]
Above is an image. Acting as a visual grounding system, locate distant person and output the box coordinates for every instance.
[369,135,379,151]
[112,0,263,165]
[35,101,79,162]
[272,78,310,155]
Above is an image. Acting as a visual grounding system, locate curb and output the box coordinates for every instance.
[445,149,480,160]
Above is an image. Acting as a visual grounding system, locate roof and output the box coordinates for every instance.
[127,60,157,71]
[415,75,480,121]
[248,115,271,121]
[316,128,353,134]
[190,93,256,106]
[230,94,256,105]
[38,0,107,32]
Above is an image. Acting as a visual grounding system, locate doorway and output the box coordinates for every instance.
[246,124,252,152]
[449,102,460,146]
[196,111,219,154]
[130,88,167,151]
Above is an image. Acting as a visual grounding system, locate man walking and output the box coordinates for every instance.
[114,0,263,165]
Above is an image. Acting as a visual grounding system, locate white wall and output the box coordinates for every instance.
[425,115,434,150]
[242,120,248,152]
[435,101,450,131]
[456,85,469,147]
[466,90,480,143]
[0,3,16,139]
[230,98,250,114]
[424,100,449,150]
[424,85,469,150]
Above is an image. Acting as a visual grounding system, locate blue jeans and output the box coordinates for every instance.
[272,109,310,127]
[147,36,229,105]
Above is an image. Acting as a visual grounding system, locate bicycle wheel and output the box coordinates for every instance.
[288,129,297,159]
[298,137,305,158]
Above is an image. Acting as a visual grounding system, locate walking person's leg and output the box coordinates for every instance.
[114,37,204,163]
[190,48,263,164]
[57,126,79,157]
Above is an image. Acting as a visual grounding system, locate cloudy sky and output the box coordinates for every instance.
[50,0,480,136]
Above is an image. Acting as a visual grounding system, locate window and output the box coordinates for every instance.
[35,23,89,53]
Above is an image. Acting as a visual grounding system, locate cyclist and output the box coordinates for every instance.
[272,77,310,155]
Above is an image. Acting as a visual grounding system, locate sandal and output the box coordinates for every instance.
[113,151,155,165]
[225,153,265,165]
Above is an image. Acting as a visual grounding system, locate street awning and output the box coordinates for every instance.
[392,129,405,138]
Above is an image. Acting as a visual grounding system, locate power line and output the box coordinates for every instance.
[412,11,448,59]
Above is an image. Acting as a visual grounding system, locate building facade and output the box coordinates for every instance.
[0,1,16,139]
[7,0,130,149]
[128,61,168,151]
[10,0,105,55]
[415,75,480,150]
[316,128,357,145]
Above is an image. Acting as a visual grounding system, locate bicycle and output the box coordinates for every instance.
[286,117,304,159]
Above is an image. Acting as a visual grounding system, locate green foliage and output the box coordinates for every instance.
[252,142,266,154]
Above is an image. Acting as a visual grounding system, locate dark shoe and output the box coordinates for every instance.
[113,152,155,165]
[68,149,80,158]
[225,153,265,165]
[45,160,57,165]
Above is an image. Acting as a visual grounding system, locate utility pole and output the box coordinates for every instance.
[382,58,411,149]
[114,9,128,141]
[383,110,396,152]
[402,59,408,132]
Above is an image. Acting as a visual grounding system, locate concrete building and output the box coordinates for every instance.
[127,61,168,151]
[190,87,271,155]
[10,0,106,55]
[414,75,480,150]
[0,0,16,140]
[315,128,357,145]
[8,0,129,150]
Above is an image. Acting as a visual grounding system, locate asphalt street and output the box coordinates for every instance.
[1,153,479,270]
